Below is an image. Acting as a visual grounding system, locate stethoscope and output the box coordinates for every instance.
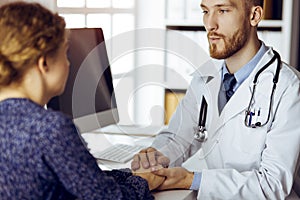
[194,51,282,142]
[244,50,281,128]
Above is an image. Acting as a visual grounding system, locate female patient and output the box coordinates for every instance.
[0,2,162,199]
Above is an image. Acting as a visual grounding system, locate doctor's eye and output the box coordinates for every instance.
[218,9,229,14]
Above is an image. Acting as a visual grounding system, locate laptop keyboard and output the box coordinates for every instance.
[93,144,145,163]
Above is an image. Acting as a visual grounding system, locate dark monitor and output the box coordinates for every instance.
[47,28,119,133]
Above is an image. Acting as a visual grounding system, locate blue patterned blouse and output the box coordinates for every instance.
[0,98,153,200]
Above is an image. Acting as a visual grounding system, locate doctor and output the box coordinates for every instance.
[131,0,300,199]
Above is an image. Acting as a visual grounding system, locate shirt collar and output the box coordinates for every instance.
[222,42,268,84]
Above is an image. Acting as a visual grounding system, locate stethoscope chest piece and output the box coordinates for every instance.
[194,96,208,142]
[194,126,208,142]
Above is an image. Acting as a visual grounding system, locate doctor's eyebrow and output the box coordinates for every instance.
[200,2,238,10]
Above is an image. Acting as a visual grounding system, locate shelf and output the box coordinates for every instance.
[165,19,283,31]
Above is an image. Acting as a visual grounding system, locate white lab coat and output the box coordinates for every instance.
[152,47,300,199]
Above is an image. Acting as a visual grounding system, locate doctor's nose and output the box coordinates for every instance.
[203,13,218,32]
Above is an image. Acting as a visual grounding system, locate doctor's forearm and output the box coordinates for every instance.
[152,133,190,167]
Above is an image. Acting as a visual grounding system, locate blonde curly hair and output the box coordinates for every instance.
[0,1,66,86]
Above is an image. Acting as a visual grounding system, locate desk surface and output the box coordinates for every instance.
[81,132,195,200]
[153,190,197,200]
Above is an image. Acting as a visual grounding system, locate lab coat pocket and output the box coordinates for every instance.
[234,117,267,155]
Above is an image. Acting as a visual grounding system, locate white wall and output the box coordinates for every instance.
[0,0,55,10]
[133,0,166,126]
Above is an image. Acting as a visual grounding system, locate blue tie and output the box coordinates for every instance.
[223,73,236,101]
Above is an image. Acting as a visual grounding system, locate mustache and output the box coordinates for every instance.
[207,32,225,38]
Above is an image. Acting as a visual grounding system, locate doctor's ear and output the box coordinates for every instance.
[37,56,49,74]
[250,6,263,26]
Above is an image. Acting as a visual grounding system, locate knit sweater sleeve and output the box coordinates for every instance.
[40,112,153,200]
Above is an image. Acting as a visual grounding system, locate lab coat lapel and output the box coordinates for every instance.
[195,59,223,135]
[214,49,277,132]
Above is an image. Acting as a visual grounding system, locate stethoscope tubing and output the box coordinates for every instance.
[244,50,281,128]
[195,50,282,144]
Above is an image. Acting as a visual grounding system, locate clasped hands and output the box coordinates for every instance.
[131,147,194,191]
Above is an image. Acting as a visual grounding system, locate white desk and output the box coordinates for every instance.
[81,132,196,200]
[152,190,197,200]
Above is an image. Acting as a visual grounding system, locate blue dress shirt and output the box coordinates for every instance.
[222,42,268,91]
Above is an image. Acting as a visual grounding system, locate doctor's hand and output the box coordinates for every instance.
[131,147,170,171]
[151,167,194,190]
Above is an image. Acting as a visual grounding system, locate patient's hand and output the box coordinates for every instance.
[132,163,165,190]
[133,171,165,191]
